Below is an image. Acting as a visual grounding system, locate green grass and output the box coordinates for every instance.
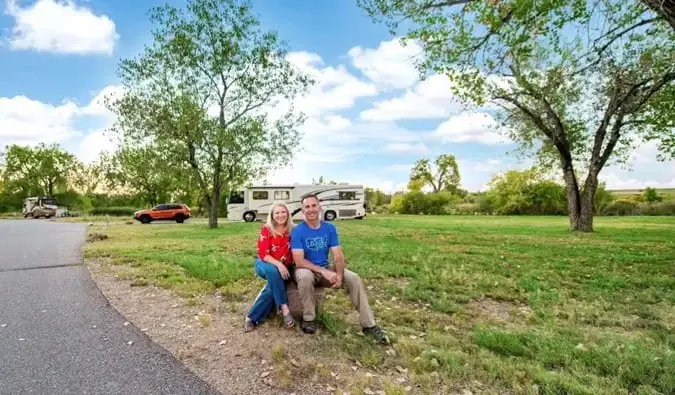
[84,215,675,395]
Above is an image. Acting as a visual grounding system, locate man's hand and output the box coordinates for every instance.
[322,269,338,285]
[332,273,343,289]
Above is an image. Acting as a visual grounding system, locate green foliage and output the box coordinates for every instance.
[601,199,639,216]
[107,0,312,227]
[358,0,675,231]
[486,168,567,215]
[103,146,180,206]
[643,187,663,202]
[1,143,80,197]
[365,187,391,210]
[593,183,615,214]
[389,190,460,214]
[409,154,461,193]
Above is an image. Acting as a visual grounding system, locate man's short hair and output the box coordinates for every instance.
[301,194,319,205]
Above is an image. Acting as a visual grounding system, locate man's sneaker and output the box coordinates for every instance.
[362,325,389,344]
[301,320,317,334]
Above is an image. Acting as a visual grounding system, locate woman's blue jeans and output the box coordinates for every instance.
[247,259,289,324]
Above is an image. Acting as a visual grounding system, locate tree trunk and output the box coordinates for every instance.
[579,177,598,233]
[208,183,221,229]
[562,165,583,231]
[641,0,675,30]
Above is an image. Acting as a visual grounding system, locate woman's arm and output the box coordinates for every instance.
[257,226,285,267]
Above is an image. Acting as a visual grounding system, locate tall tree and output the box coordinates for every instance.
[408,154,461,193]
[107,0,312,228]
[359,0,675,232]
[103,146,181,207]
[0,143,80,197]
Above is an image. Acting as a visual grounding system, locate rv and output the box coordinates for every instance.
[23,196,58,218]
[227,184,366,222]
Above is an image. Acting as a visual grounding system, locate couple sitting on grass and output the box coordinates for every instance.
[243,194,388,345]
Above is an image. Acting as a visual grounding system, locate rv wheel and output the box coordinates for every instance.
[324,210,337,221]
[243,212,256,222]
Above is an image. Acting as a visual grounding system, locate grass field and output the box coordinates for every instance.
[84,215,675,395]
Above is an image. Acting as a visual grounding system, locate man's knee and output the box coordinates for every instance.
[295,268,315,288]
[343,269,364,288]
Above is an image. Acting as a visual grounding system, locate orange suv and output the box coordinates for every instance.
[133,203,192,224]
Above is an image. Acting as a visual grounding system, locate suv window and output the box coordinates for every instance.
[155,204,169,210]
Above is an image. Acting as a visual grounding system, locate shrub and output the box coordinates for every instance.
[90,207,138,216]
[601,200,639,216]
[388,191,460,215]
[636,201,675,216]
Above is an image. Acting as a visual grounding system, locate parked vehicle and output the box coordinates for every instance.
[23,196,58,218]
[133,203,192,224]
[227,184,366,222]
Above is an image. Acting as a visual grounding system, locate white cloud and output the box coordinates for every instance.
[286,51,379,118]
[4,0,118,55]
[76,129,117,164]
[80,84,124,119]
[384,163,413,173]
[383,142,429,155]
[359,74,466,121]
[0,85,120,161]
[600,141,675,190]
[348,37,422,90]
[434,111,510,145]
[0,95,81,148]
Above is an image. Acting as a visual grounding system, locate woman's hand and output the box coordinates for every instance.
[277,263,290,280]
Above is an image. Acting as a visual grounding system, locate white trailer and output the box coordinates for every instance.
[226,184,366,222]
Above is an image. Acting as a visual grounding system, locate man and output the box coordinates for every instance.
[290,194,388,344]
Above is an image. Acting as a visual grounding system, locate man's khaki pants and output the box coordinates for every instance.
[294,267,376,328]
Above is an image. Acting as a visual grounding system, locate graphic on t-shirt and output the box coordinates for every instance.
[305,235,329,251]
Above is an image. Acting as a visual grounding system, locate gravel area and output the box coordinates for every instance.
[86,257,335,395]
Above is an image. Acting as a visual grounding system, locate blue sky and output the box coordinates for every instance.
[1,0,673,193]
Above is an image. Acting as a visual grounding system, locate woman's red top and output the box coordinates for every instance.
[257,225,293,265]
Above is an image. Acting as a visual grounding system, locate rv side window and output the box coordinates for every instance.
[274,191,290,200]
[252,191,269,200]
[339,191,357,200]
[229,191,245,204]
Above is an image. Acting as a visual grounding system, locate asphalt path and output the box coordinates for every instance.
[0,220,220,394]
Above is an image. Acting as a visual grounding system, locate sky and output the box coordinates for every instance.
[0,0,673,194]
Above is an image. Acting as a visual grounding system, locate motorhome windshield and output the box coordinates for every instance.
[41,198,57,206]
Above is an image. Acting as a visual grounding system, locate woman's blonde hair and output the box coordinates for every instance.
[265,201,293,237]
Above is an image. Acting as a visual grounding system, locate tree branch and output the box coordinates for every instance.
[420,0,473,10]
[597,111,625,170]
[574,17,662,76]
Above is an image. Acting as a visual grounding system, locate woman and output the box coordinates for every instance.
[244,202,295,331]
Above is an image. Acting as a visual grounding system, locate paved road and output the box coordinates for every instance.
[0,220,220,394]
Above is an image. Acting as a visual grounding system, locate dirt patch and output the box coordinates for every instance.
[466,297,532,323]
[86,257,337,395]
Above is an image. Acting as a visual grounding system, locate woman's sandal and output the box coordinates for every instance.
[283,313,295,329]
[244,317,255,332]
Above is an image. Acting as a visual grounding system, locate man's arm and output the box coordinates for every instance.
[330,245,345,288]
[328,224,344,287]
[292,248,331,276]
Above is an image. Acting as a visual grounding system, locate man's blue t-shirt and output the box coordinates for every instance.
[290,221,340,267]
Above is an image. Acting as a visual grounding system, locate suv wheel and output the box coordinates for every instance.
[175,215,185,223]
[140,215,152,224]
[243,212,256,222]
